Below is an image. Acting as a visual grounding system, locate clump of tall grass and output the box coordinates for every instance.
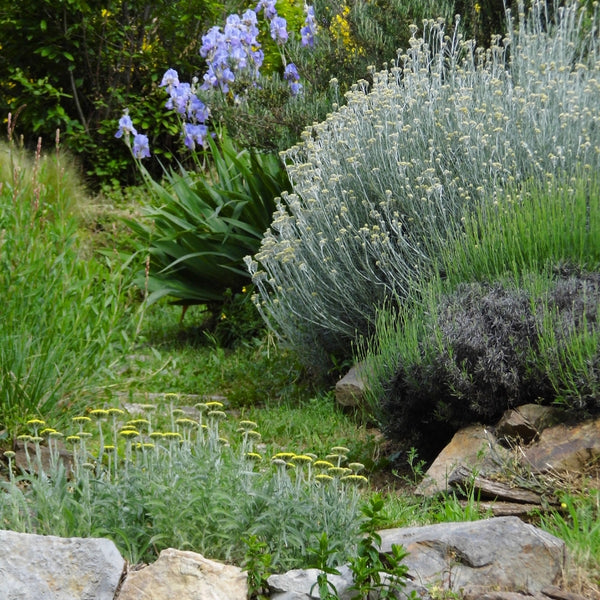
[540,489,600,596]
[442,174,600,284]
[0,135,136,437]
[247,0,600,366]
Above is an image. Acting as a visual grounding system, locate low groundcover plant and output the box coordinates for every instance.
[0,400,369,571]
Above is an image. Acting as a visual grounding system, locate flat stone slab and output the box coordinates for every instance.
[415,424,509,496]
[378,517,565,594]
[522,418,600,473]
[0,529,125,600]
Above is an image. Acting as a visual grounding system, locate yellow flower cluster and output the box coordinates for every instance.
[270,446,368,487]
[17,397,369,502]
[330,4,365,61]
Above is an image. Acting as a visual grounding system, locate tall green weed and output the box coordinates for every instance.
[0,141,136,437]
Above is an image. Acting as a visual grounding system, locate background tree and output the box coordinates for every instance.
[0,0,235,186]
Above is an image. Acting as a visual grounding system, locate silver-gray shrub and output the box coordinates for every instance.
[246,0,600,362]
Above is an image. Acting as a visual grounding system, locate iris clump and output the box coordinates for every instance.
[117,0,317,157]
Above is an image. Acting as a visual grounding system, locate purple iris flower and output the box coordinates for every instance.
[165,82,192,116]
[200,26,224,58]
[115,112,137,139]
[284,63,302,96]
[183,123,208,150]
[160,69,180,91]
[301,5,317,48]
[241,8,258,28]
[284,63,300,82]
[132,133,150,159]
[255,0,277,20]
[270,16,288,44]
[289,81,303,96]
[188,96,210,123]
[251,48,264,70]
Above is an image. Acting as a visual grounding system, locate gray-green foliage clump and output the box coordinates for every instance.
[1,404,366,570]
[246,0,600,366]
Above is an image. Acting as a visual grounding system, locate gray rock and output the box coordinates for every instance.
[0,529,125,600]
[516,404,562,432]
[268,565,354,599]
[462,591,547,600]
[335,363,369,407]
[268,565,431,600]
[378,517,565,595]
[117,548,247,600]
[495,409,540,444]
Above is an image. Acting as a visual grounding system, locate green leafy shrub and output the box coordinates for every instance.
[310,494,415,600]
[127,132,291,323]
[248,0,600,368]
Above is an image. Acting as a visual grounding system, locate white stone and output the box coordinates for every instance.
[0,530,125,600]
[268,565,355,600]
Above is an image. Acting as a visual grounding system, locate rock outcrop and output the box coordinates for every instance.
[0,517,582,600]
[414,406,600,516]
[334,363,369,408]
[379,517,565,595]
[117,548,247,600]
[414,424,510,497]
